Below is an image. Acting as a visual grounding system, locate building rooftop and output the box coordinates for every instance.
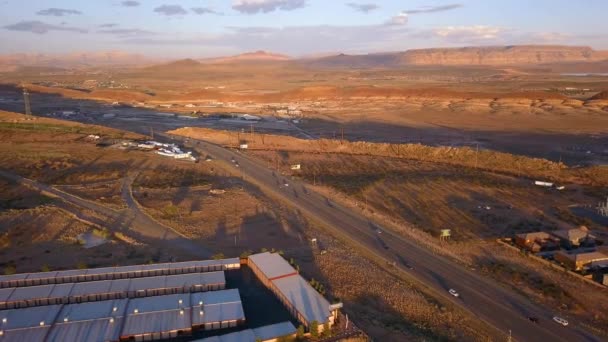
[0,258,240,289]
[552,227,590,242]
[252,321,297,340]
[248,252,298,280]
[0,272,226,309]
[273,274,331,325]
[194,321,296,342]
[516,232,552,241]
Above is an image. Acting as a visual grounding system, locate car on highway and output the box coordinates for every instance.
[448,289,459,297]
[376,229,382,234]
[283,182,289,187]
[404,263,414,270]
[528,316,539,324]
[553,316,568,326]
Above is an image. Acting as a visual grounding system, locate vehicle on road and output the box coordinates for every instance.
[404,263,414,270]
[283,182,289,187]
[205,155,213,162]
[230,157,235,163]
[448,289,459,297]
[528,317,539,324]
[376,229,382,234]
[553,316,568,326]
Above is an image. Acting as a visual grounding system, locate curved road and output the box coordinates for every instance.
[161,134,600,342]
[0,169,211,259]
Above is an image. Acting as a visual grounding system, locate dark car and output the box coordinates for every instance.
[528,317,539,324]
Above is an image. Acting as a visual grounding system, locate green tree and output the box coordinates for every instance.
[240,250,253,258]
[212,253,225,260]
[322,322,331,337]
[41,264,51,272]
[310,320,319,339]
[296,325,305,340]
[4,265,16,275]
[76,261,88,269]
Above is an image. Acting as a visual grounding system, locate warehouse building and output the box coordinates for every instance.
[0,290,246,342]
[0,259,239,289]
[195,321,296,342]
[191,289,245,330]
[0,272,226,310]
[247,252,339,333]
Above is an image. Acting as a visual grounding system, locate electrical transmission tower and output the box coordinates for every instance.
[23,87,32,116]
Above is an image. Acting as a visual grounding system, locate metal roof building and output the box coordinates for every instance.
[247,253,336,332]
[247,253,297,281]
[193,321,296,342]
[272,276,331,327]
[0,305,62,342]
[121,294,193,341]
[0,259,240,289]
[1,289,247,342]
[0,272,226,309]
[45,299,128,342]
[191,289,245,330]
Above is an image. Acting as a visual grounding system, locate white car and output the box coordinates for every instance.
[553,316,568,326]
[448,289,459,297]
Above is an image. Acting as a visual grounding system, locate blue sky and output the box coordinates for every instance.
[0,0,606,58]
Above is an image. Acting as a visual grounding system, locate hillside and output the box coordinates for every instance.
[401,45,607,66]
[301,45,608,68]
[199,50,290,64]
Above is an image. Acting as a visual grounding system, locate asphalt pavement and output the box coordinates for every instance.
[165,135,601,342]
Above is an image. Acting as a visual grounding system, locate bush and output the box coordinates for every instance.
[310,320,319,338]
[240,250,253,258]
[296,325,305,340]
[41,264,51,272]
[322,322,331,337]
[4,265,16,275]
[76,261,88,269]
[212,253,225,260]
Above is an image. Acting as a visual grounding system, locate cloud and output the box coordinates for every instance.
[232,0,307,14]
[404,4,463,14]
[121,1,140,7]
[191,7,222,15]
[36,8,82,16]
[346,2,379,13]
[154,4,188,16]
[386,12,408,26]
[3,20,87,34]
[431,25,505,41]
[98,28,156,37]
[123,23,412,56]
[100,23,118,28]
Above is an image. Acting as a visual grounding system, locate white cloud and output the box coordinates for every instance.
[387,12,408,26]
[432,25,506,40]
[232,0,307,14]
[346,3,379,13]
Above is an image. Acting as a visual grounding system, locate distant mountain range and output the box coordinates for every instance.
[0,51,158,72]
[2,46,608,72]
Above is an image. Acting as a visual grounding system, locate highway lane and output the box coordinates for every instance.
[169,136,600,342]
[65,118,599,342]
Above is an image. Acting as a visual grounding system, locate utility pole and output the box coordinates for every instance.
[23,87,31,116]
[150,126,154,139]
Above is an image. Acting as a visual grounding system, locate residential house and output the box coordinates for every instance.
[514,232,559,252]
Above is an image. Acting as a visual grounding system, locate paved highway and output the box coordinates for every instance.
[161,135,600,342]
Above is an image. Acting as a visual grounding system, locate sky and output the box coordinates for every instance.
[0,0,606,58]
